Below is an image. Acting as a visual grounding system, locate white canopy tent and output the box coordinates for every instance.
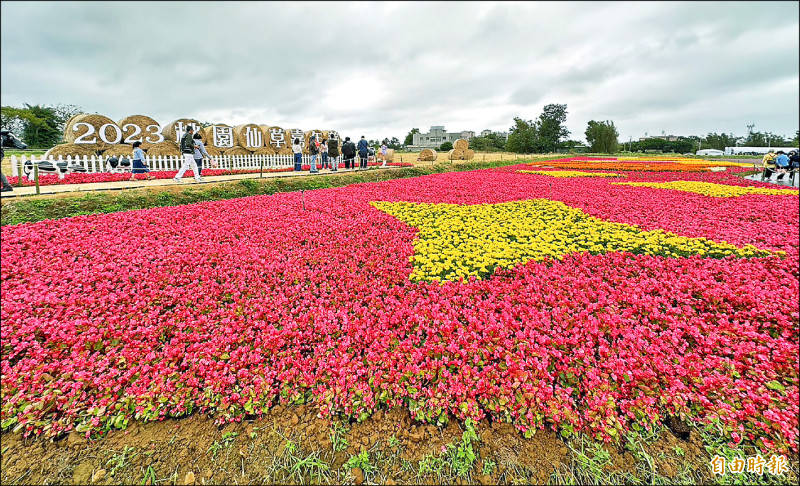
[724,146,798,155]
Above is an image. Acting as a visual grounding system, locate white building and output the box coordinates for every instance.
[724,146,798,155]
[696,149,724,156]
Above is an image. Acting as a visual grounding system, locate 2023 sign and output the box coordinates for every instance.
[72,123,165,144]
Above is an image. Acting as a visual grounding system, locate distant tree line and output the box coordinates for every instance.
[1,104,83,148]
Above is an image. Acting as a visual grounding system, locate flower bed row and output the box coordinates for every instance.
[3,162,413,187]
[1,163,797,454]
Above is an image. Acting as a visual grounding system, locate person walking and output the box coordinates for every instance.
[292,138,303,171]
[129,141,155,181]
[174,126,203,183]
[341,136,356,169]
[193,132,212,176]
[320,138,329,170]
[380,140,388,167]
[357,136,369,170]
[328,136,340,171]
[308,135,319,173]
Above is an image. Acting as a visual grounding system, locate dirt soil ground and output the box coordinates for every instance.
[1,403,728,485]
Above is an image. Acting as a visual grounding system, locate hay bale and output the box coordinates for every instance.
[385,148,395,162]
[201,124,236,150]
[204,144,222,156]
[287,128,305,146]
[252,146,277,156]
[419,148,437,161]
[453,139,469,151]
[102,144,134,158]
[276,147,294,156]
[233,123,265,151]
[304,129,325,154]
[117,115,161,149]
[448,149,464,160]
[145,141,180,157]
[262,126,290,151]
[463,149,475,160]
[44,143,99,159]
[223,147,251,157]
[162,118,201,142]
[64,114,122,149]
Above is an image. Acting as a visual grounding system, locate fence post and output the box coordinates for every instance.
[260,154,264,178]
[17,156,25,187]
[34,163,40,195]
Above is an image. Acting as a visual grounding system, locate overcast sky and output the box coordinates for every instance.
[1,1,798,143]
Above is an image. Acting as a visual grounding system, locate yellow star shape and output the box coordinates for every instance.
[371,199,776,282]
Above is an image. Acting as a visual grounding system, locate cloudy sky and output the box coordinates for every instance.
[1,1,798,143]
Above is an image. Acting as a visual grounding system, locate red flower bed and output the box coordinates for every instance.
[1,164,797,453]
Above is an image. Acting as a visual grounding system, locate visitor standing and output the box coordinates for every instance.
[357,136,369,170]
[328,136,340,171]
[174,126,203,183]
[342,137,356,169]
[380,140,388,167]
[774,151,789,182]
[320,138,329,170]
[292,138,303,171]
[129,141,155,181]
[193,132,212,176]
[761,150,777,181]
[309,135,319,173]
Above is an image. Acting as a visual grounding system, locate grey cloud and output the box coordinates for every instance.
[1,1,798,142]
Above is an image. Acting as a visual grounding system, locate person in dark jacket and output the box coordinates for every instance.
[308,135,319,173]
[341,137,356,169]
[357,136,369,170]
[328,136,340,171]
[174,126,202,183]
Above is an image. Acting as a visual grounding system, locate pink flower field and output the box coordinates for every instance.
[1,162,798,454]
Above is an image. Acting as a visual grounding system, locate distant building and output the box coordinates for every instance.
[480,129,510,139]
[409,126,478,150]
[639,134,678,142]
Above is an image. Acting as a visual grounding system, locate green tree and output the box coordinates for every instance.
[702,133,739,151]
[404,128,419,146]
[506,117,541,153]
[584,120,619,154]
[537,103,570,153]
[440,141,453,151]
[1,103,82,148]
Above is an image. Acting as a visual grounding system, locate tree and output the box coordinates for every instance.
[702,133,740,151]
[1,103,83,148]
[584,120,619,154]
[537,103,570,153]
[506,117,541,153]
[439,141,453,151]
[792,130,799,146]
[404,128,419,146]
[388,137,401,150]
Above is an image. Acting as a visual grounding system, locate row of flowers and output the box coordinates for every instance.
[526,157,752,172]
[1,163,797,454]
[3,162,414,187]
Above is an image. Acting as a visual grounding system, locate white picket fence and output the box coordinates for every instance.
[8,153,326,180]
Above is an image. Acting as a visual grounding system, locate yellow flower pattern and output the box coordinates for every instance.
[372,200,776,282]
[612,181,799,198]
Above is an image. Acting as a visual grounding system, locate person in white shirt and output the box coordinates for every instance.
[292,138,303,171]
